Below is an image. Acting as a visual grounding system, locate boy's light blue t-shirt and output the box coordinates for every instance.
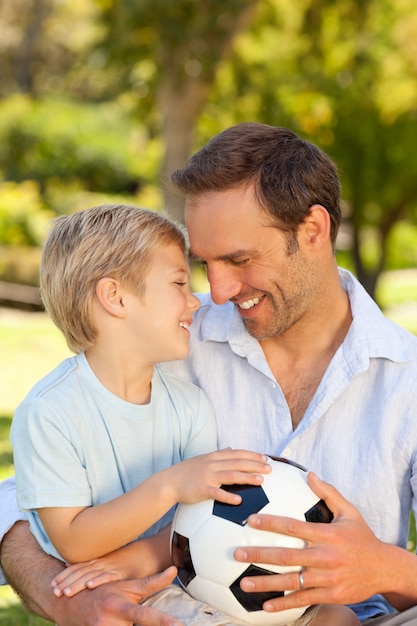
[11,353,217,561]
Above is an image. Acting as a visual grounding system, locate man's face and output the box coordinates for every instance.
[185,185,321,341]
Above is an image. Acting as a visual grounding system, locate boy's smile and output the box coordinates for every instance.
[131,243,199,364]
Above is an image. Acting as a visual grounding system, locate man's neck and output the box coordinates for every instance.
[260,284,352,428]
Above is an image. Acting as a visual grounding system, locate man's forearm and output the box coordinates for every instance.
[1,520,66,620]
[0,520,182,626]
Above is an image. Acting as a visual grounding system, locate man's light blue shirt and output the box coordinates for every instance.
[162,269,417,620]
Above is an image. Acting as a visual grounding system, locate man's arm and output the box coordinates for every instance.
[1,521,181,626]
[1,520,65,619]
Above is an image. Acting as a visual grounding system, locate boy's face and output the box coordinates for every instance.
[127,243,199,364]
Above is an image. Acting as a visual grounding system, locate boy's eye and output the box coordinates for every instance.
[175,281,186,286]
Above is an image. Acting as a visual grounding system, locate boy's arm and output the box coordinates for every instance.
[39,449,270,563]
[52,526,172,597]
[38,466,180,563]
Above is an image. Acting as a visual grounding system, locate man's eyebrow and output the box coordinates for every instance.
[188,251,202,262]
[189,249,258,263]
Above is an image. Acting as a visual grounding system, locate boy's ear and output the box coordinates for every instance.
[95,277,127,318]
[301,204,331,249]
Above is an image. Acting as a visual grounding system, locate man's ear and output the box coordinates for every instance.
[301,205,331,249]
[95,277,127,318]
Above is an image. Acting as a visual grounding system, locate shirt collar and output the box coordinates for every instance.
[196,268,415,365]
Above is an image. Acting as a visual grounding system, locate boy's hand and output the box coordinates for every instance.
[171,449,271,505]
[52,529,172,598]
[52,551,126,598]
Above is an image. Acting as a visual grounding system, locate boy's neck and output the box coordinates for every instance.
[84,348,153,405]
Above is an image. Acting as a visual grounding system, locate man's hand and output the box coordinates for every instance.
[1,521,181,625]
[53,568,182,626]
[234,473,417,613]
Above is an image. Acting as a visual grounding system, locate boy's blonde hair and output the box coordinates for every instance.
[40,204,187,353]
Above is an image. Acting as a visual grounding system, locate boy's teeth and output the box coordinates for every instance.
[179,321,190,329]
[239,297,260,310]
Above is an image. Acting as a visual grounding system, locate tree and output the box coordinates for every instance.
[93,0,261,221]
[206,0,417,298]
[2,0,417,299]
[0,0,103,98]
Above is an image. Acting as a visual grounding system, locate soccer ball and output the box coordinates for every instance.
[170,456,333,625]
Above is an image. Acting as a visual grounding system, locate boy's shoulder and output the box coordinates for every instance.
[18,355,78,404]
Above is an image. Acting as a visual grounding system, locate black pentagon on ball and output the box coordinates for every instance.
[213,484,269,526]
[305,498,334,523]
[230,564,284,612]
[171,531,196,587]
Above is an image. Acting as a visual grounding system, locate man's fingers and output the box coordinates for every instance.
[241,512,328,547]
[306,472,358,519]
[127,566,178,601]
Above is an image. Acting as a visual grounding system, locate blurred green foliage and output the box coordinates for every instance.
[0,94,152,200]
[0,181,49,247]
[0,0,417,299]
[0,94,163,259]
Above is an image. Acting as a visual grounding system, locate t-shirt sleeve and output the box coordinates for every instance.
[0,476,27,585]
[182,386,218,459]
[11,398,92,511]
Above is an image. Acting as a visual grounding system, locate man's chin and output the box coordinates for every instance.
[242,318,267,340]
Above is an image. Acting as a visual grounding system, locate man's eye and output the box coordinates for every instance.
[232,258,249,266]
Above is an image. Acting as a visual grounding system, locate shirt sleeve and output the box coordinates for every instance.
[183,386,218,458]
[0,476,27,585]
[11,397,92,511]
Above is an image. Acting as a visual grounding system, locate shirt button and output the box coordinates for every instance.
[270,380,276,389]
[281,447,291,457]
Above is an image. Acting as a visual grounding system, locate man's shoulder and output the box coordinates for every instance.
[341,268,417,357]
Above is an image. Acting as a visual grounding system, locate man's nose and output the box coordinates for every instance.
[206,265,242,305]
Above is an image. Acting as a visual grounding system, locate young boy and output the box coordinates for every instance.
[10,205,271,609]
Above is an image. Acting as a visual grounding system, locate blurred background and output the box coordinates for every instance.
[1,0,417,305]
[1,1,417,621]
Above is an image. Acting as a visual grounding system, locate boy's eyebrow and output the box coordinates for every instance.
[172,265,189,275]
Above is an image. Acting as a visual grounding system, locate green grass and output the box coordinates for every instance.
[0,309,70,624]
[0,587,49,625]
[0,309,70,423]
[0,269,416,623]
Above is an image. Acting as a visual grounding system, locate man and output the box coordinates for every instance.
[2,123,417,625]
